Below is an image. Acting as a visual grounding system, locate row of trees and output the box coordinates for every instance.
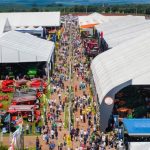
[62,5,150,15]
[0,4,150,15]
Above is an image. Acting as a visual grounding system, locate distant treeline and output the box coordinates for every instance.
[0,4,150,15]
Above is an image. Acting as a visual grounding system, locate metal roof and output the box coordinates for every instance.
[0,12,60,27]
[0,31,54,63]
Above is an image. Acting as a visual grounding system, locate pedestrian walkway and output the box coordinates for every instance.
[36,15,114,150]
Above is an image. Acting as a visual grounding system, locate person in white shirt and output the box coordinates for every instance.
[80,129,84,138]
[117,139,124,150]
[76,117,79,127]
[80,115,83,122]
[58,93,62,101]
[51,129,55,139]
[102,133,106,142]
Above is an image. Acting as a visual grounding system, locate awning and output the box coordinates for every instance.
[123,118,150,136]
[80,23,98,29]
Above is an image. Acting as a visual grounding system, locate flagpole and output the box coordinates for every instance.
[21,127,24,150]
[9,114,11,142]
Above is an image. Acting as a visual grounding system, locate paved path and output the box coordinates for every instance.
[37,16,96,150]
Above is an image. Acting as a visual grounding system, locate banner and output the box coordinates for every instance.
[113,115,119,128]
[4,114,10,122]
[15,117,23,127]
[118,127,123,140]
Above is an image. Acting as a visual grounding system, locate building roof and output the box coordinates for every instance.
[91,31,150,104]
[0,12,60,27]
[95,15,145,35]
[123,119,150,136]
[103,20,150,48]
[0,31,54,63]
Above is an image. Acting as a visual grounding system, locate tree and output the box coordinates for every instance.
[30,7,39,12]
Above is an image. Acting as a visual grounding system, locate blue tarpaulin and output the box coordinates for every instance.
[123,118,150,136]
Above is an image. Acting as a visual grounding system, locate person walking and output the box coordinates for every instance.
[49,141,55,150]
[55,129,58,139]
[51,129,55,139]
[36,136,40,150]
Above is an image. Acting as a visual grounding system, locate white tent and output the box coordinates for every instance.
[78,12,135,27]
[0,12,60,27]
[78,13,108,27]
[103,20,150,48]
[0,31,54,63]
[95,15,146,35]
[91,31,150,131]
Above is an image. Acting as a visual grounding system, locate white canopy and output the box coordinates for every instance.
[0,12,60,27]
[0,31,55,63]
[78,12,108,27]
[78,12,135,27]
[95,15,146,35]
[91,31,150,105]
[103,20,150,48]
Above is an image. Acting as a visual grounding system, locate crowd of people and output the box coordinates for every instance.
[35,15,122,150]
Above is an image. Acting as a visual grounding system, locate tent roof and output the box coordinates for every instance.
[0,31,54,63]
[123,119,150,136]
[78,12,108,27]
[78,12,141,27]
[95,15,146,35]
[103,20,150,48]
[0,12,60,27]
[91,31,150,104]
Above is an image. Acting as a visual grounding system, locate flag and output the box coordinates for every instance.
[57,30,61,40]
[4,114,10,122]
[52,34,56,42]
[41,94,47,104]
[15,117,23,127]
[11,127,21,149]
